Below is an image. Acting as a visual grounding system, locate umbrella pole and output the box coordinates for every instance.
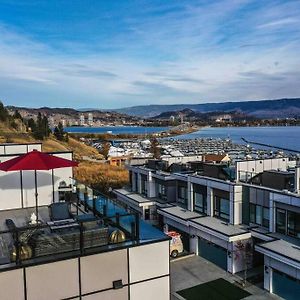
[35,170,39,223]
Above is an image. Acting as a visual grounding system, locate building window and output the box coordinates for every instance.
[287,211,300,238]
[214,196,230,221]
[157,183,167,200]
[144,208,150,220]
[250,204,269,228]
[178,186,187,207]
[262,207,270,228]
[256,205,262,225]
[129,171,133,190]
[141,179,147,196]
[275,208,300,238]
[276,208,286,234]
[194,192,207,214]
[134,174,138,192]
[250,203,255,223]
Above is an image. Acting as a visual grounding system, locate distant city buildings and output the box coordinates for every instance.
[80,114,85,126]
[88,113,93,126]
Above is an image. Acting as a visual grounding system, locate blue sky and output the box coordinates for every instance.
[0,0,300,109]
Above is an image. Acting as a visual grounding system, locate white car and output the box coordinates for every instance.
[166,231,184,258]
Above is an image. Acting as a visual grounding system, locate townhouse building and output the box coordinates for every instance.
[114,155,300,300]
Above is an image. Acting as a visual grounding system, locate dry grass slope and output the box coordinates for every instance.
[0,123,127,192]
[74,161,129,192]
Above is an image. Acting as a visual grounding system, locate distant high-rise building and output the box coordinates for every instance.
[80,114,85,126]
[88,113,93,126]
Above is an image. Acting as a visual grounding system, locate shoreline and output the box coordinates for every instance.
[67,124,202,140]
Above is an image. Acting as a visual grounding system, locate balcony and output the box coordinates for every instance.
[0,179,167,271]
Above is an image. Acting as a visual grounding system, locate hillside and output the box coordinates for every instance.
[113,98,300,118]
[6,105,140,124]
[0,104,129,194]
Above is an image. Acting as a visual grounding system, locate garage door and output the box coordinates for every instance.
[198,238,227,270]
[272,269,300,300]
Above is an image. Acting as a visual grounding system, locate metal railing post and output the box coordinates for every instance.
[103,204,107,217]
[116,213,120,226]
[135,212,140,242]
[15,229,20,265]
[93,196,97,215]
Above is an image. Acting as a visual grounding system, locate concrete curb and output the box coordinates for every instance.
[171,253,195,262]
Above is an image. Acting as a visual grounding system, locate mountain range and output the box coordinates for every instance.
[113,98,300,118]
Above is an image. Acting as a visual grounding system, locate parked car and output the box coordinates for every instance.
[166,231,184,258]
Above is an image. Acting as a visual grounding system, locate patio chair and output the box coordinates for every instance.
[49,202,73,221]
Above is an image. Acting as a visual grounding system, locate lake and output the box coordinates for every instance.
[65,125,300,152]
[65,126,169,135]
[176,126,300,152]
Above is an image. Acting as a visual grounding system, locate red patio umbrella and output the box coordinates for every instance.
[0,150,78,222]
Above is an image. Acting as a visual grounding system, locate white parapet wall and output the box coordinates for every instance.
[0,240,170,300]
[0,143,42,155]
[236,157,293,181]
[0,151,73,210]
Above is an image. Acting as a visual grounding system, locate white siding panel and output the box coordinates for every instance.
[26,259,79,300]
[80,249,128,294]
[0,269,24,300]
[36,170,53,206]
[5,145,27,154]
[130,276,170,300]
[28,144,42,152]
[82,287,128,300]
[0,170,22,210]
[22,171,36,208]
[129,241,169,283]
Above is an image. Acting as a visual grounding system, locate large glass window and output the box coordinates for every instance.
[177,186,187,207]
[287,211,300,238]
[262,207,270,228]
[276,209,286,234]
[256,205,262,225]
[141,179,147,196]
[194,192,207,214]
[250,204,269,229]
[157,183,167,200]
[134,173,138,192]
[250,203,255,223]
[214,196,230,221]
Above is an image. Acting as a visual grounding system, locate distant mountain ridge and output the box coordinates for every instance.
[113,98,300,118]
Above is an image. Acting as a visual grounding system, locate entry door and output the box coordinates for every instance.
[272,269,300,300]
[198,238,227,270]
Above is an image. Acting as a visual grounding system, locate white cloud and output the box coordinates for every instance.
[0,0,299,108]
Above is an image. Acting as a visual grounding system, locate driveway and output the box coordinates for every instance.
[170,256,281,300]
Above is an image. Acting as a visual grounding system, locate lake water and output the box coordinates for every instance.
[176,126,300,152]
[65,126,169,135]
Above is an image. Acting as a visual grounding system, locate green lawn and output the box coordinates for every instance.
[177,278,251,300]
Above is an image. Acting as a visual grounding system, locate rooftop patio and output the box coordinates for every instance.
[0,179,168,271]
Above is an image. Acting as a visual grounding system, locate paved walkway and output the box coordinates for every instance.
[170,256,281,300]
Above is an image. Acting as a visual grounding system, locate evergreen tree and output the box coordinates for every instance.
[28,113,50,140]
[0,101,9,122]
[13,110,23,121]
[54,122,66,141]
[27,118,36,132]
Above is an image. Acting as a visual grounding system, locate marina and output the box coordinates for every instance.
[87,126,300,161]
